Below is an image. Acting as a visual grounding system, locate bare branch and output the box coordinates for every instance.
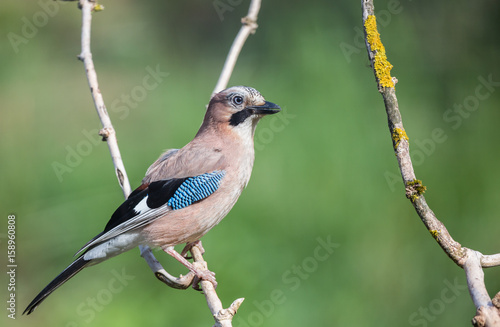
[481,254,500,268]
[465,252,500,326]
[78,1,247,324]
[212,0,262,96]
[78,0,131,198]
[361,0,500,324]
[140,246,195,289]
[465,252,494,308]
[78,0,191,291]
[190,245,244,327]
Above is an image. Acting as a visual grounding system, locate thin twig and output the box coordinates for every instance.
[361,0,500,325]
[78,1,246,324]
[212,0,262,96]
[190,245,244,327]
[481,253,500,268]
[78,0,192,289]
[78,0,131,198]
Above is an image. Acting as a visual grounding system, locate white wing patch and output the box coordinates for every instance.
[134,196,150,214]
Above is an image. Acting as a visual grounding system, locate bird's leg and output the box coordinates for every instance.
[180,240,205,258]
[164,246,217,289]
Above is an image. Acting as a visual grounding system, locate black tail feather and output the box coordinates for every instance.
[23,256,90,315]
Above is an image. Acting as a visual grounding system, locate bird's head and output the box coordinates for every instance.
[202,86,281,137]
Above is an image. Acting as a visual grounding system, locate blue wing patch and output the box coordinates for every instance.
[167,170,226,210]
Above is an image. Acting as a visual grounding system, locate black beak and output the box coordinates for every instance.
[246,101,281,115]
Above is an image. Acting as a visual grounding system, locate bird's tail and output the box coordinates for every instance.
[23,256,90,315]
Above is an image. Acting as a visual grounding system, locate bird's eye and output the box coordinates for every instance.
[232,95,244,106]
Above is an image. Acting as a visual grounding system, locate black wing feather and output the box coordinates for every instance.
[146,178,187,208]
[103,178,187,233]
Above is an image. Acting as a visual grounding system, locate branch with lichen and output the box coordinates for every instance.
[361,0,500,325]
[77,0,243,325]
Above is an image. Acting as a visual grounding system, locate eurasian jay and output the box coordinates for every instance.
[24,86,281,314]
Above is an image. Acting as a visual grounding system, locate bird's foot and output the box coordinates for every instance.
[180,240,205,258]
[165,245,217,289]
[191,262,217,290]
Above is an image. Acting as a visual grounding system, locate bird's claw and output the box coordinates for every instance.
[192,268,217,291]
[165,242,215,290]
[181,240,205,259]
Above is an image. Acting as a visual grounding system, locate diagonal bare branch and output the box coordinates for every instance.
[190,245,244,327]
[212,0,262,96]
[78,0,131,198]
[77,1,248,324]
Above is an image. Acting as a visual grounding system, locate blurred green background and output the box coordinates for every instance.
[1,0,499,326]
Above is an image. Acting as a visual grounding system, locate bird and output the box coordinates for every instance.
[23,86,281,315]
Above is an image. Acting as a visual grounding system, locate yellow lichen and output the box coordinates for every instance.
[364,15,394,88]
[392,127,409,149]
[407,179,427,195]
[93,3,105,12]
[405,179,426,202]
[430,229,439,240]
